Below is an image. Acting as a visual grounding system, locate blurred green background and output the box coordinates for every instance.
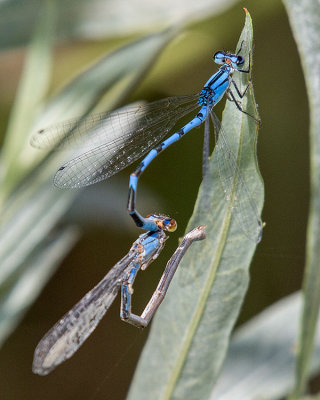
[0,0,310,399]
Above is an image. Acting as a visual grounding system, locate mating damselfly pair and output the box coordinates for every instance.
[32,13,262,375]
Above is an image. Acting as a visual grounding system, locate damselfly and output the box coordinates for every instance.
[32,216,205,375]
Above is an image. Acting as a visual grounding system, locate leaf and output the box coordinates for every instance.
[32,28,178,132]
[0,183,75,285]
[212,292,320,400]
[127,9,264,400]
[0,227,79,347]
[0,0,240,50]
[281,1,320,398]
[0,0,54,201]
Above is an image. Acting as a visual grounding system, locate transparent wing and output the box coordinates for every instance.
[32,252,135,376]
[31,94,200,188]
[211,111,262,242]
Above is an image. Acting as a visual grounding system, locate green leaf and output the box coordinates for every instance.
[127,9,264,400]
[32,28,178,132]
[213,292,320,400]
[0,226,78,347]
[0,0,240,50]
[0,183,75,286]
[0,0,55,201]
[281,1,320,398]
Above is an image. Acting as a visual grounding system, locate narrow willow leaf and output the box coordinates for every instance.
[212,292,320,400]
[127,10,263,400]
[0,183,75,285]
[281,1,320,398]
[0,0,54,199]
[31,28,178,134]
[0,0,239,50]
[0,227,79,347]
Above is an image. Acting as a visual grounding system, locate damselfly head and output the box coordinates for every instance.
[145,214,177,232]
[213,51,245,69]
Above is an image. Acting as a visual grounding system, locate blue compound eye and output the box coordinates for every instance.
[213,51,226,65]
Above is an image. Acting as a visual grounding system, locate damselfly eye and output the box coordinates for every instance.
[213,51,226,65]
